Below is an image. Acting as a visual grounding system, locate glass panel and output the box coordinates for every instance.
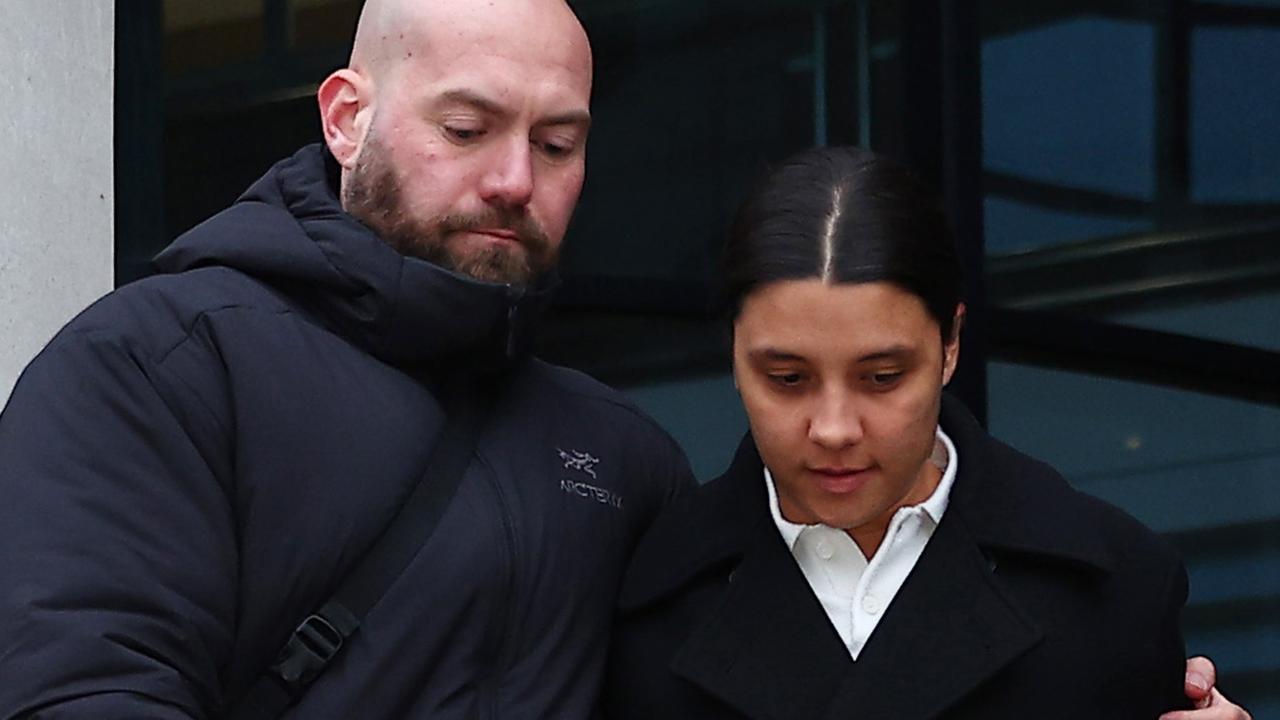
[291,0,361,52]
[989,362,1280,532]
[1190,26,1280,204]
[988,361,1280,711]
[561,0,870,311]
[982,13,1156,249]
[984,197,1151,256]
[981,1,1280,353]
[538,0,897,383]
[1104,289,1280,353]
[623,374,746,482]
[164,0,264,76]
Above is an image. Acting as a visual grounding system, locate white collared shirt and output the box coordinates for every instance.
[764,428,958,660]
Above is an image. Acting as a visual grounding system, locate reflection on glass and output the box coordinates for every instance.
[983,16,1155,197]
[163,0,264,76]
[984,197,1150,255]
[981,2,1280,353]
[1104,290,1280,353]
[988,362,1280,531]
[623,374,745,482]
[562,1,866,310]
[291,0,362,52]
[988,360,1280,713]
[1191,26,1280,204]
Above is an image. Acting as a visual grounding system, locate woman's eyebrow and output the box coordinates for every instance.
[748,348,806,363]
[857,344,914,362]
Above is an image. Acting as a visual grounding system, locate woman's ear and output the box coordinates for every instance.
[317,68,374,170]
[941,303,965,386]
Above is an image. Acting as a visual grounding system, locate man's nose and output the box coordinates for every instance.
[807,391,863,449]
[478,137,535,209]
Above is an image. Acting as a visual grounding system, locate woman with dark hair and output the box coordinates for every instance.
[603,146,1246,719]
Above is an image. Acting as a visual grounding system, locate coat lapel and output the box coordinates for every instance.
[820,510,1043,719]
[670,515,854,720]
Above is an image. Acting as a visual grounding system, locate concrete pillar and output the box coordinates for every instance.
[0,3,115,402]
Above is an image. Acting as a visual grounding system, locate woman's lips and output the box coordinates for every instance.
[808,466,874,494]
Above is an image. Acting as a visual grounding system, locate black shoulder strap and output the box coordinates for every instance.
[225,374,500,719]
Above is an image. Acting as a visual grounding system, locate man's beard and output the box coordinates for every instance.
[341,133,557,286]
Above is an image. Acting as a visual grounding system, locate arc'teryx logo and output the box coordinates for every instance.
[557,448,599,478]
[557,448,623,510]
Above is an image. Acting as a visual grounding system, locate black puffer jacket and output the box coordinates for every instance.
[0,144,694,719]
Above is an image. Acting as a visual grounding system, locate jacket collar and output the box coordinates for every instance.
[154,144,555,370]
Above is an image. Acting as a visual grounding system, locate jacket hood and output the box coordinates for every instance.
[154,144,556,370]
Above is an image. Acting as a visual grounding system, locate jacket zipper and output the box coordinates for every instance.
[478,461,519,719]
[504,286,524,359]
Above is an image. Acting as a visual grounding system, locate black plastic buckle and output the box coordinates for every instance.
[271,612,346,687]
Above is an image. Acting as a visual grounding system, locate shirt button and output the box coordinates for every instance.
[815,541,834,560]
[862,594,883,615]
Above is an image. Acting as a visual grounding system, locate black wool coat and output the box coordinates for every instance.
[604,397,1191,720]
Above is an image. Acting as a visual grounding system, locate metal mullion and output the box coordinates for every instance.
[1191,2,1280,27]
[264,0,292,62]
[989,308,1280,406]
[939,0,987,424]
[1155,0,1192,230]
[115,0,166,286]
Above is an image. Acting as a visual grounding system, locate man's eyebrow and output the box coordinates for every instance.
[436,88,590,128]
[543,109,592,128]
[438,89,507,115]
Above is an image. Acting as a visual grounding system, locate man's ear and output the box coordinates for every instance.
[941,303,965,386]
[318,68,373,169]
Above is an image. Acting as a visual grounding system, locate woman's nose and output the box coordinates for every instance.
[807,392,863,449]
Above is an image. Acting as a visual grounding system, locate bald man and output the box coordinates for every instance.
[0,1,1251,718]
[323,0,593,287]
[0,1,692,717]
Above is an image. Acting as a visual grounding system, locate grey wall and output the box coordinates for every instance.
[0,3,115,403]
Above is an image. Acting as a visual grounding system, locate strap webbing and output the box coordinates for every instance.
[225,375,497,719]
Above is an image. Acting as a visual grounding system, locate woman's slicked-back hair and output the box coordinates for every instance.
[724,146,963,340]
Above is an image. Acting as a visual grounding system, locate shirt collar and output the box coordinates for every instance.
[765,467,807,550]
[920,427,958,524]
[764,427,959,551]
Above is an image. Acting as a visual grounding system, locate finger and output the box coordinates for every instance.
[1186,656,1218,685]
[1184,656,1216,704]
